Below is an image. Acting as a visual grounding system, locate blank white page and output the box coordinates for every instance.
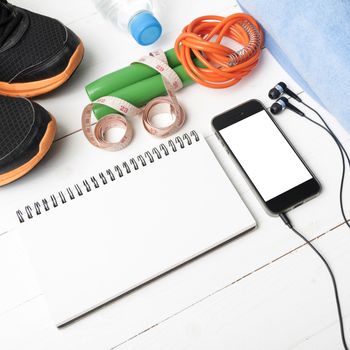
[18,133,256,326]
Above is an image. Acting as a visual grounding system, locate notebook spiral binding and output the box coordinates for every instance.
[16,131,200,223]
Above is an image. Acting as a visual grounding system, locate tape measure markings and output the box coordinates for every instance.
[82,50,186,151]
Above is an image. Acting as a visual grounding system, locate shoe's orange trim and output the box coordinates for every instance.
[0,42,84,97]
[0,116,56,186]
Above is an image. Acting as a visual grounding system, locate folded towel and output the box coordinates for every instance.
[238,0,350,133]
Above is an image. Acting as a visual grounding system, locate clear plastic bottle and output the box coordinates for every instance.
[92,0,162,46]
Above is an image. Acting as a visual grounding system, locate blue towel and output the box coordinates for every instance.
[237,0,350,133]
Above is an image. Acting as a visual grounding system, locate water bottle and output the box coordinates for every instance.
[92,0,162,46]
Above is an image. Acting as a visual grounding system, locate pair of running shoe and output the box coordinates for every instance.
[0,0,84,186]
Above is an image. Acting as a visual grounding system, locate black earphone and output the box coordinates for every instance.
[268,82,349,350]
[270,96,305,116]
[268,81,302,102]
[269,82,305,116]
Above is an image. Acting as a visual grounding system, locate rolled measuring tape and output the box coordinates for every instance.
[82,50,185,151]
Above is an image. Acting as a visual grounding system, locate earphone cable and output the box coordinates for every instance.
[269,85,349,348]
[279,212,349,350]
[300,101,350,229]
[300,101,350,167]
[300,113,348,229]
[270,100,348,228]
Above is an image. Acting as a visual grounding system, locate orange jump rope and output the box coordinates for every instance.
[175,13,264,88]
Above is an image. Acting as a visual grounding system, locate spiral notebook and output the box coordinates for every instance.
[16,131,256,327]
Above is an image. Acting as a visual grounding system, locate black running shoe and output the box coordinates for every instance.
[0,95,56,186]
[0,0,84,97]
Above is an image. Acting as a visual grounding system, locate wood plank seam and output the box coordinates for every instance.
[0,294,42,318]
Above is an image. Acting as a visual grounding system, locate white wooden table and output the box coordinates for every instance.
[0,1,349,349]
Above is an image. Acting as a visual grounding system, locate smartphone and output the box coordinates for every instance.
[212,99,320,215]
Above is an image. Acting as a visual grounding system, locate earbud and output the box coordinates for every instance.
[270,97,305,116]
[268,82,302,102]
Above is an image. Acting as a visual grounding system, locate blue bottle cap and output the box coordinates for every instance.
[129,11,162,46]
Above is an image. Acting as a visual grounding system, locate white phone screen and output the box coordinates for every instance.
[220,110,312,201]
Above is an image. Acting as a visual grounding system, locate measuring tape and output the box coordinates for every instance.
[82,51,185,151]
